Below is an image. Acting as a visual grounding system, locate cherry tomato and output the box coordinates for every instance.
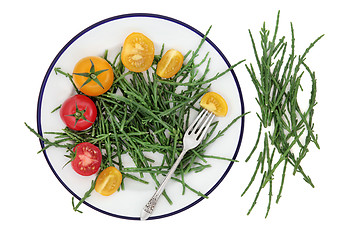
[71,142,102,176]
[95,166,122,196]
[73,56,114,96]
[60,94,97,131]
[121,32,155,72]
[156,49,184,78]
[200,92,228,117]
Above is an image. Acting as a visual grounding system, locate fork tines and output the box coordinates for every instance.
[187,109,215,140]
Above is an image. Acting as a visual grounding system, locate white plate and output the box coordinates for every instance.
[37,13,245,220]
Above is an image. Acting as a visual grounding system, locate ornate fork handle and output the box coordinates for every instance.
[140,149,187,220]
[140,109,214,220]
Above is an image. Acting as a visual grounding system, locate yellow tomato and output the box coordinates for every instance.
[156,49,184,78]
[121,32,155,72]
[95,166,122,196]
[200,92,228,117]
[73,56,114,96]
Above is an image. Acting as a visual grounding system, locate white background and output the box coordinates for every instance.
[1,0,359,239]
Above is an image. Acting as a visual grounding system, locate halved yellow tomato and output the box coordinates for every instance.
[73,56,114,96]
[156,49,184,78]
[121,32,155,72]
[200,92,228,117]
[95,166,122,196]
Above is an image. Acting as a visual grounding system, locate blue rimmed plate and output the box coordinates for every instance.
[37,13,245,220]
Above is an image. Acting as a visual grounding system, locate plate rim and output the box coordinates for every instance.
[36,12,246,220]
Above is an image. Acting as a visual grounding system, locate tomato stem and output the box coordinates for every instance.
[65,102,92,127]
[73,59,108,89]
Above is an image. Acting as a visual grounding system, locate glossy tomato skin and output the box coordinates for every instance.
[95,166,122,196]
[200,92,228,117]
[60,94,97,131]
[71,142,102,176]
[73,56,114,96]
[156,49,184,78]
[121,32,155,72]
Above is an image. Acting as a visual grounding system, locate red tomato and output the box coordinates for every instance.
[60,95,97,131]
[71,142,102,176]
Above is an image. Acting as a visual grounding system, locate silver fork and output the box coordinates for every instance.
[140,108,215,220]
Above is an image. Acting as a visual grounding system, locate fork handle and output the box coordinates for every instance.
[140,149,188,220]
